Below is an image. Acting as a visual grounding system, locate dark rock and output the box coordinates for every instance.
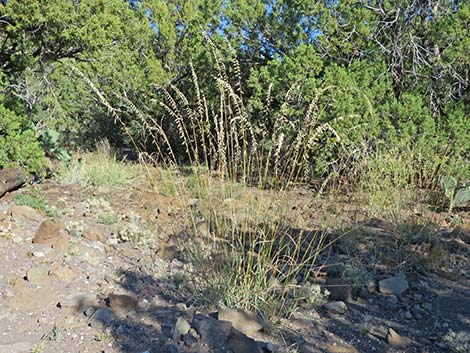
[192,314,232,348]
[379,274,409,295]
[162,343,179,353]
[387,294,399,305]
[227,329,263,353]
[325,278,352,302]
[183,333,198,348]
[90,307,114,327]
[448,227,470,244]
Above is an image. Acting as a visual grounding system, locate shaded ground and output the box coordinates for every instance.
[0,179,469,353]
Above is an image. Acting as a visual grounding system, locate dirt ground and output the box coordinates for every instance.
[0,179,469,353]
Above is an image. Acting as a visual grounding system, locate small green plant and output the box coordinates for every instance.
[94,330,111,342]
[31,341,46,353]
[13,189,57,217]
[440,175,470,212]
[99,212,117,225]
[118,212,153,245]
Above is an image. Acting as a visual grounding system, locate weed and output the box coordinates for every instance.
[99,211,117,225]
[13,188,57,217]
[94,330,111,342]
[118,212,153,245]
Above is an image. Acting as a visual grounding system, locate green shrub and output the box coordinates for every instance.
[0,104,47,174]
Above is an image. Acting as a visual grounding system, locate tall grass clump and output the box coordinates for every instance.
[73,45,363,321]
[56,139,140,188]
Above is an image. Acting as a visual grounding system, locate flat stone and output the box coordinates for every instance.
[33,219,66,244]
[379,274,409,296]
[26,265,52,285]
[48,263,77,283]
[8,205,43,223]
[386,328,412,347]
[8,285,59,311]
[83,226,107,243]
[0,341,34,353]
[324,301,348,314]
[173,317,191,339]
[218,308,264,336]
[325,278,352,302]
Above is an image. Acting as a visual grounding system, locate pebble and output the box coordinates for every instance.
[32,251,45,258]
[387,295,399,305]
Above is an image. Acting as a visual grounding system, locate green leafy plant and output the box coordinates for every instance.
[440,176,470,212]
[39,129,71,162]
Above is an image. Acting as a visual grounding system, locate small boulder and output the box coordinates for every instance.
[90,307,114,328]
[48,263,77,283]
[173,317,191,339]
[379,274,409,296]
[33,219,66,244]
[325,278,352,302]
[217,308,264,336]
[324,301,348,314]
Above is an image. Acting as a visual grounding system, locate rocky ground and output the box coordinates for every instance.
[0,180,469,353]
